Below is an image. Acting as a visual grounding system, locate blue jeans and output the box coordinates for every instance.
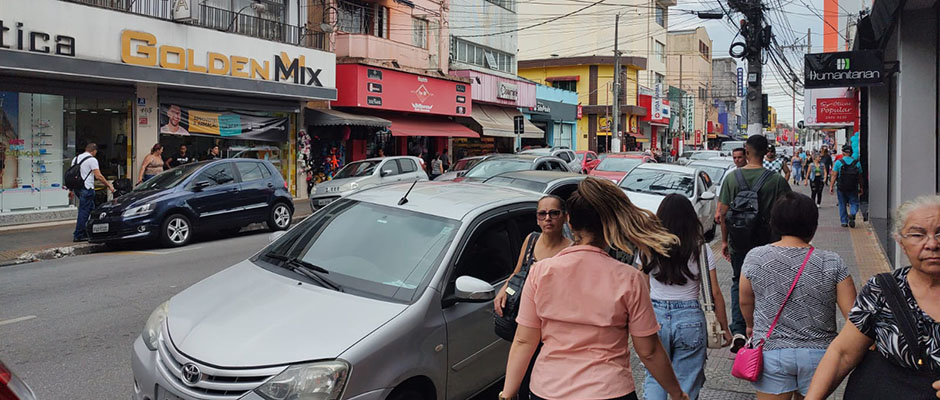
[753,348,827,395]
[643,300,706,400]
[837,190,859,225]
[729,250,747,336]
[73,188,95,239]
[792,164,802,184]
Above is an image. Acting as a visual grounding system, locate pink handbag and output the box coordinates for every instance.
[731,248,814,382]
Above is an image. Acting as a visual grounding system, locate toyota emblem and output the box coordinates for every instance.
[181,363,202,386]
[99,212,106,219]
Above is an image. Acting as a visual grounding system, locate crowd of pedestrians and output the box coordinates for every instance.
[490,134,940,399]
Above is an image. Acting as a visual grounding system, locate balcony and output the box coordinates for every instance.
[62,0,327,50]
[335,34,431,70]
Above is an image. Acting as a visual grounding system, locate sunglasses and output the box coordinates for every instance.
[537,210,563,220]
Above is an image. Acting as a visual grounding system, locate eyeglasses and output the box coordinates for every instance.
[900,231,940,245]
[537,210,563,220]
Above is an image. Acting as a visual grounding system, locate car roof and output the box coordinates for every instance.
[353,156,418,163]
[688,159,735,168]
[347,181,539,220]
[603,153,647,159]
[488,170,585,184]
[633,163,698,174]
[519,148,554,155]
[482,154,545,162]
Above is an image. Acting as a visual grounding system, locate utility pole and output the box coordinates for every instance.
[728,0,765,138]
[611,13,622,153]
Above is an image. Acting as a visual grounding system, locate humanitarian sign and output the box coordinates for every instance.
[804,51,884,88]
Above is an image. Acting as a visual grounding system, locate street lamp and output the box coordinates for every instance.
[226,1,266,32]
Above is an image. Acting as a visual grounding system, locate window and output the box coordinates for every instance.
[552,80,577,92]
[699,40,710,58]
[236,161,266,182]
[397,158,418,173]
[655,6,666,27]
[380,159,401,176]
[192,163,236,188]
[699,87,707,101]
[412,18,428,48]
[451,36,515,74]
[655,73,665,86]
[485,0,515,11]
[654,40,666,63]
[336,0,388,38]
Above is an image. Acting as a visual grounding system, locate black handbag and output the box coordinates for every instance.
[844,272,937,399]
[495,232,540,341]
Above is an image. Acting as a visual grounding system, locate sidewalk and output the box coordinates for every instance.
[629,183,892,399]
[0,198,313,267]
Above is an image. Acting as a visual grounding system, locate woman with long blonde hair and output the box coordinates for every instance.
[499,177,689,400]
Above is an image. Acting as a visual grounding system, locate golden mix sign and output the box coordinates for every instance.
[120,30,323,87]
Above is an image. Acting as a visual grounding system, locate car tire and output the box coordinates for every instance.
[160,214,192,248]
[267,202,292,231]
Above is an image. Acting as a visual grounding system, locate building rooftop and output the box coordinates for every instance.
[518,56,647,71]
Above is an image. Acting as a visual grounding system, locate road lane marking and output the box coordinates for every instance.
[0,315,37,326]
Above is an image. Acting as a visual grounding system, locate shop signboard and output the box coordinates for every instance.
[159,104,288,142]
[684,95,694,131]
[804,51,884,88]
[498,82,519,101]
[333,64,469,117]
[737,67,745,97]
[816,98,856,123]
[803,87,856,127]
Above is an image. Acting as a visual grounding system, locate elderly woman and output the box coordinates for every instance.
[805,194,940,399]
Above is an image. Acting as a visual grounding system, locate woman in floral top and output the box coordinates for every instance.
[806,195,940,399]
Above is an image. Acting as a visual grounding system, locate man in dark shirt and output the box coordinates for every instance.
[166,144,195,168]
[717,134,792,352]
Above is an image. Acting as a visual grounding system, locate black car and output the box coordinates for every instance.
[86,159,294,247]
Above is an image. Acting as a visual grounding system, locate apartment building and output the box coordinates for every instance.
[666,27,712,148]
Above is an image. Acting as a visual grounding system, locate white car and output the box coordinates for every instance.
[687,159,737,195]
[618,163,719,240]
[519,148,582,174]
[309,156,428,210]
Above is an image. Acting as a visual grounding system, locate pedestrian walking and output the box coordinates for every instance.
[429,153,444,180]
[820,147,833,182]
[493,195,573,399]
[738,192,856,399]
[165,144,195,169]
[441,149,451,172]
[69,143,114,242]
[763,145,791,181]
[137,143,165,185]
[731,148,747,168]
[829,145,863,228]
[791,151,803,186]
[642,194,732,400]
[718,134,791,353]
[806,155,826,205]
[499,177,689,400]
[806,195,940,400]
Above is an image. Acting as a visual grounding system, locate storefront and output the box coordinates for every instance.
[638,94,671,151]
[331,63,477,167]
[450,70,542,154]
[522,85,578,149]
[0,0,336,216]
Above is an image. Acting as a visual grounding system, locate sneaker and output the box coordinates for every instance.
[849,216,856,228]
[731,334,747,353]
[841,223,848,227]
[73,237,88,243]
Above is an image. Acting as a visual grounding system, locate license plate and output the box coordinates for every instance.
[92,223,109,233]
[317,199,333,206]
[156,387,184,400]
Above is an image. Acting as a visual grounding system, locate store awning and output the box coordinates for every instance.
[627,132,645,139]
[469,104,544,139]
[305,108,391,128]
[385,116,479,138]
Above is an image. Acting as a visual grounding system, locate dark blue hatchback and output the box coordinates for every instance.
[86,159,294,247]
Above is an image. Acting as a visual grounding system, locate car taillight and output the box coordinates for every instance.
[284,181,288,189]
[0,360,36,400]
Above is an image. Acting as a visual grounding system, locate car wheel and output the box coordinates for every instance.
[267,202,292,231]
[160,214,192,247]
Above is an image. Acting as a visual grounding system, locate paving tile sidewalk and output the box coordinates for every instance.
[629,183,891,399]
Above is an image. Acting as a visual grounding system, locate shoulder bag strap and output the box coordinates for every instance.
[520,232,540,274]
[766,247,814,339]
[752,169,775,192]
[699,244,714,311]
[875,272,927,369]
[77,155,93,181]
[734,168,751,192]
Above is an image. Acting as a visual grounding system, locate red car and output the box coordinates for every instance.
[589,153,656,183]
[575,150,600,174]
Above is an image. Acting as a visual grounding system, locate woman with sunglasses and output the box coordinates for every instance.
[494,195,572,399]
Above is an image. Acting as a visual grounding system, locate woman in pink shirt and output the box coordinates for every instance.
[500,177,690,400]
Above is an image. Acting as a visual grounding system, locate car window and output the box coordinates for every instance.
[334,160,381,179]
[700,172,713,189]
[551,161,567,171]
[587,153,597,161]
[397,158,417,173]
[596,157,642,172]
[381,159,402,176]
[535,162,551,171]
[693,165,727,185]
[453,212,536,285]
[236,161,266,182]
[556,151,572,162]
[576,153,585,161]
[135,162,202,191]
[620,168,695,198]
[259,163,272,178]
[550,183,580,201]
[191,162,237,188]
[465,159,532,179]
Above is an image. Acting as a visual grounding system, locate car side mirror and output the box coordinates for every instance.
[700,191,716,201]
[454,276,495,302]
[193,180,211,191]
[457,171,468,177]
[380,170,392,177]
[268,231,286,243]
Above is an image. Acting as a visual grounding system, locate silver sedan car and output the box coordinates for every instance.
[132,182,540,400]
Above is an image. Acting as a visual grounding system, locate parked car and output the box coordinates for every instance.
[131,182,542,400]
[518,147,582,173]
[589,154,655,183]
[619,163,718,240]
[86,159,294,248]
[719,140,745,156]
[434,155,488,182]
[677,150,721,166]
[483,170,587,199]
[310,156,427,210]
[456,154,570,182]
[0,358,36,400]
[687,159,736,194]
[575,150,601,174]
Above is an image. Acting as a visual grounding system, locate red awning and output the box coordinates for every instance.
[386,116,479,138]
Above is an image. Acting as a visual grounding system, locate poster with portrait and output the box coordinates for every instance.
[159,104,289,142]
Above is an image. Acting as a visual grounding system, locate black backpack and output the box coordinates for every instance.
[495,232,540,341]
[65,155,93,191]
[837,159,861,191]
[726,169,774,251]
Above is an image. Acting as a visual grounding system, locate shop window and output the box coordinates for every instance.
[551,80,577,92]
[236,161,266,182]
[412,18,428,48]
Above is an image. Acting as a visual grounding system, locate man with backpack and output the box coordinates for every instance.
[717,134,791,353]
[830,144,862,228]
[67,143,114,242]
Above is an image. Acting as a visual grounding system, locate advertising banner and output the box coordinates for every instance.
[804,51,884,88]
[803,87,856,127]
[160,104,288,142]
[816,98,857,123]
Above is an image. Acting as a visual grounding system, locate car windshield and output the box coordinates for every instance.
[453,158,481,172]
[596,157,642,172]
[260,200,459,303]
[680,152,693,159]
[691,151,720,160]
[720,142,744,153]
[134,163,203,191]
[620,168,695,198]
[694,165,730,184]
[576,153,585,161]
[334,160,381,179]
[464,159,532,179]
[484,176,548,193]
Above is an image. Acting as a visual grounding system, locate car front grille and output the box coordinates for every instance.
[155,321,285,399]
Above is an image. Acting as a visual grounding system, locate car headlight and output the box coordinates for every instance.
[254,360,349,400]
[123,203,153,218]
[142,301,169,351]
